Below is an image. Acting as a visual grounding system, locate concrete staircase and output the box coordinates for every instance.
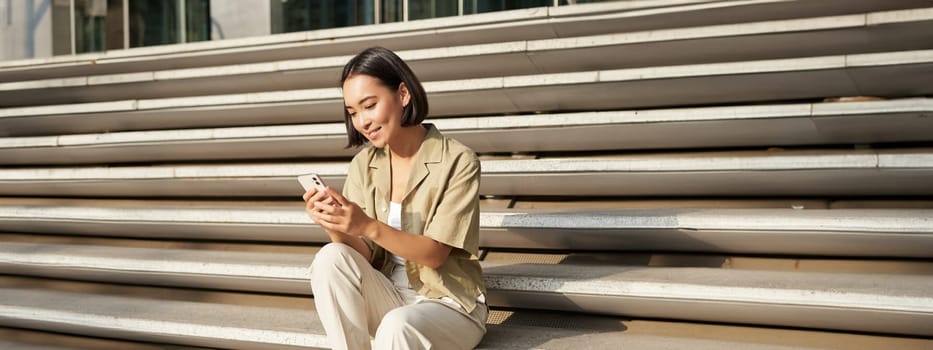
[1,1,932,349]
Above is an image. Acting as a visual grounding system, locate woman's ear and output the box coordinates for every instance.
[398,82,411,107]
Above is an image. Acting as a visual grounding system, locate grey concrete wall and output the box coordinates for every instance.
[209,0,270,41]
[1,0,54,61]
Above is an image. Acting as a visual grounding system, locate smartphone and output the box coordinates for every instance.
[298,173,328,192]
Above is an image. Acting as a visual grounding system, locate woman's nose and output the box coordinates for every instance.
[358,112,372,129]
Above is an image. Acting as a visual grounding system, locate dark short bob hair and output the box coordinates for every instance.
[340,47,429,148]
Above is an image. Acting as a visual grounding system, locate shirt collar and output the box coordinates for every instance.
[368,123,442,169]
[367,124,443,202]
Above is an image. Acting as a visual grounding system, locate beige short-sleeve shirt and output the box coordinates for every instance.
[342,124,486,313]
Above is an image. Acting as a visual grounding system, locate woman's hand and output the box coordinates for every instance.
[303,187,374,260]
[303,186,352,241]
[303,187,337,226]
[310,187,378,239]
[308,188,451,268]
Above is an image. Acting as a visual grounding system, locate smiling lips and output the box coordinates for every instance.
[367,127,382,140]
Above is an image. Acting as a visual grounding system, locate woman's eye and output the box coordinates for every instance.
[364,104,376,110]
[347,111,357,118]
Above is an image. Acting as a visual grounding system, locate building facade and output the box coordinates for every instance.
[1,0,605,62]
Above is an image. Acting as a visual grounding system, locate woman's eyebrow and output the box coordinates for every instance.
[346,96,376,109]
[357,96,376,104]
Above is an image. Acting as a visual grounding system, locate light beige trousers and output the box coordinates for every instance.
[310,243,487,350]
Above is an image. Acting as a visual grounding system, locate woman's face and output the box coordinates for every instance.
[342,74,410,148]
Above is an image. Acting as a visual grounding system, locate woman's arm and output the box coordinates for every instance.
[303,187,373,260]
[311,188,451,269]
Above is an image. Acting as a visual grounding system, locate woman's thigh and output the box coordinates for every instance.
[310,243,404,335]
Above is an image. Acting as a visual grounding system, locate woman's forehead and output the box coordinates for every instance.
[343,75,391,104]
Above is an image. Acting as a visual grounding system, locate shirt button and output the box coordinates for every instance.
[381,206,387,212]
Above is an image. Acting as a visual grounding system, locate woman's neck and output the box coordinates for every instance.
[388,124,427,160]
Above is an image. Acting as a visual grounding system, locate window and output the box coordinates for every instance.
[409,0,457,21]
[49,0,611,57]
[129,0,209,48]
[273,0,374,34]
[463,0,550,15]
[73,0,110,53]
[559,0,612,4]
[61,0,208,54]
[185,0,211,42]
[380,0,403,23]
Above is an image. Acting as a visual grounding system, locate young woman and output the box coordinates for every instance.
[302,47,487,350]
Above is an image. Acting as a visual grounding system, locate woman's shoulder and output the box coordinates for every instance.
[443,136,477,159]
[428,124,477,160]
[437,133,480,173]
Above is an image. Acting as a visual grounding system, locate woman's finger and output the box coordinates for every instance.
[307,190,334,212]
[319,195,338,207]
[304,189,325,204]
[309,209,328,222]
[312,214,331,229]
[325,187,350,207]
[305,198,318,213]
[312,210,344,228]
[314,200,343,216]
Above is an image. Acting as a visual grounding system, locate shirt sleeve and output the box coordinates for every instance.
[422,151,481,257]
[341,153,365,207]
[342,151,385,267]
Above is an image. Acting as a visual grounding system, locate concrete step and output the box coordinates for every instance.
[510,198,933,210]
[3,8,932,107]
[5,302,932,350]
[0,327,211,350]
[484,311,933,350]
[3,49,933,137]
[10,287,923,350]
[1,99,931,165]
[4,232,930,274]
[2,0,927,82]
[0,242,312,295]
[1,244,931,336]
[5,241,929,294]
[480,251,933,276]
[0,148,931,197]
[0,287,328,350]
[1,199,930,257]
[481,262,933,336]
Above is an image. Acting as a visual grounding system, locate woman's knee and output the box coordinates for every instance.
[382,307,422,327]
[309,242,356,280]
[374,307,421,341]
[315,242,356,261]
[375,306,475,350]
